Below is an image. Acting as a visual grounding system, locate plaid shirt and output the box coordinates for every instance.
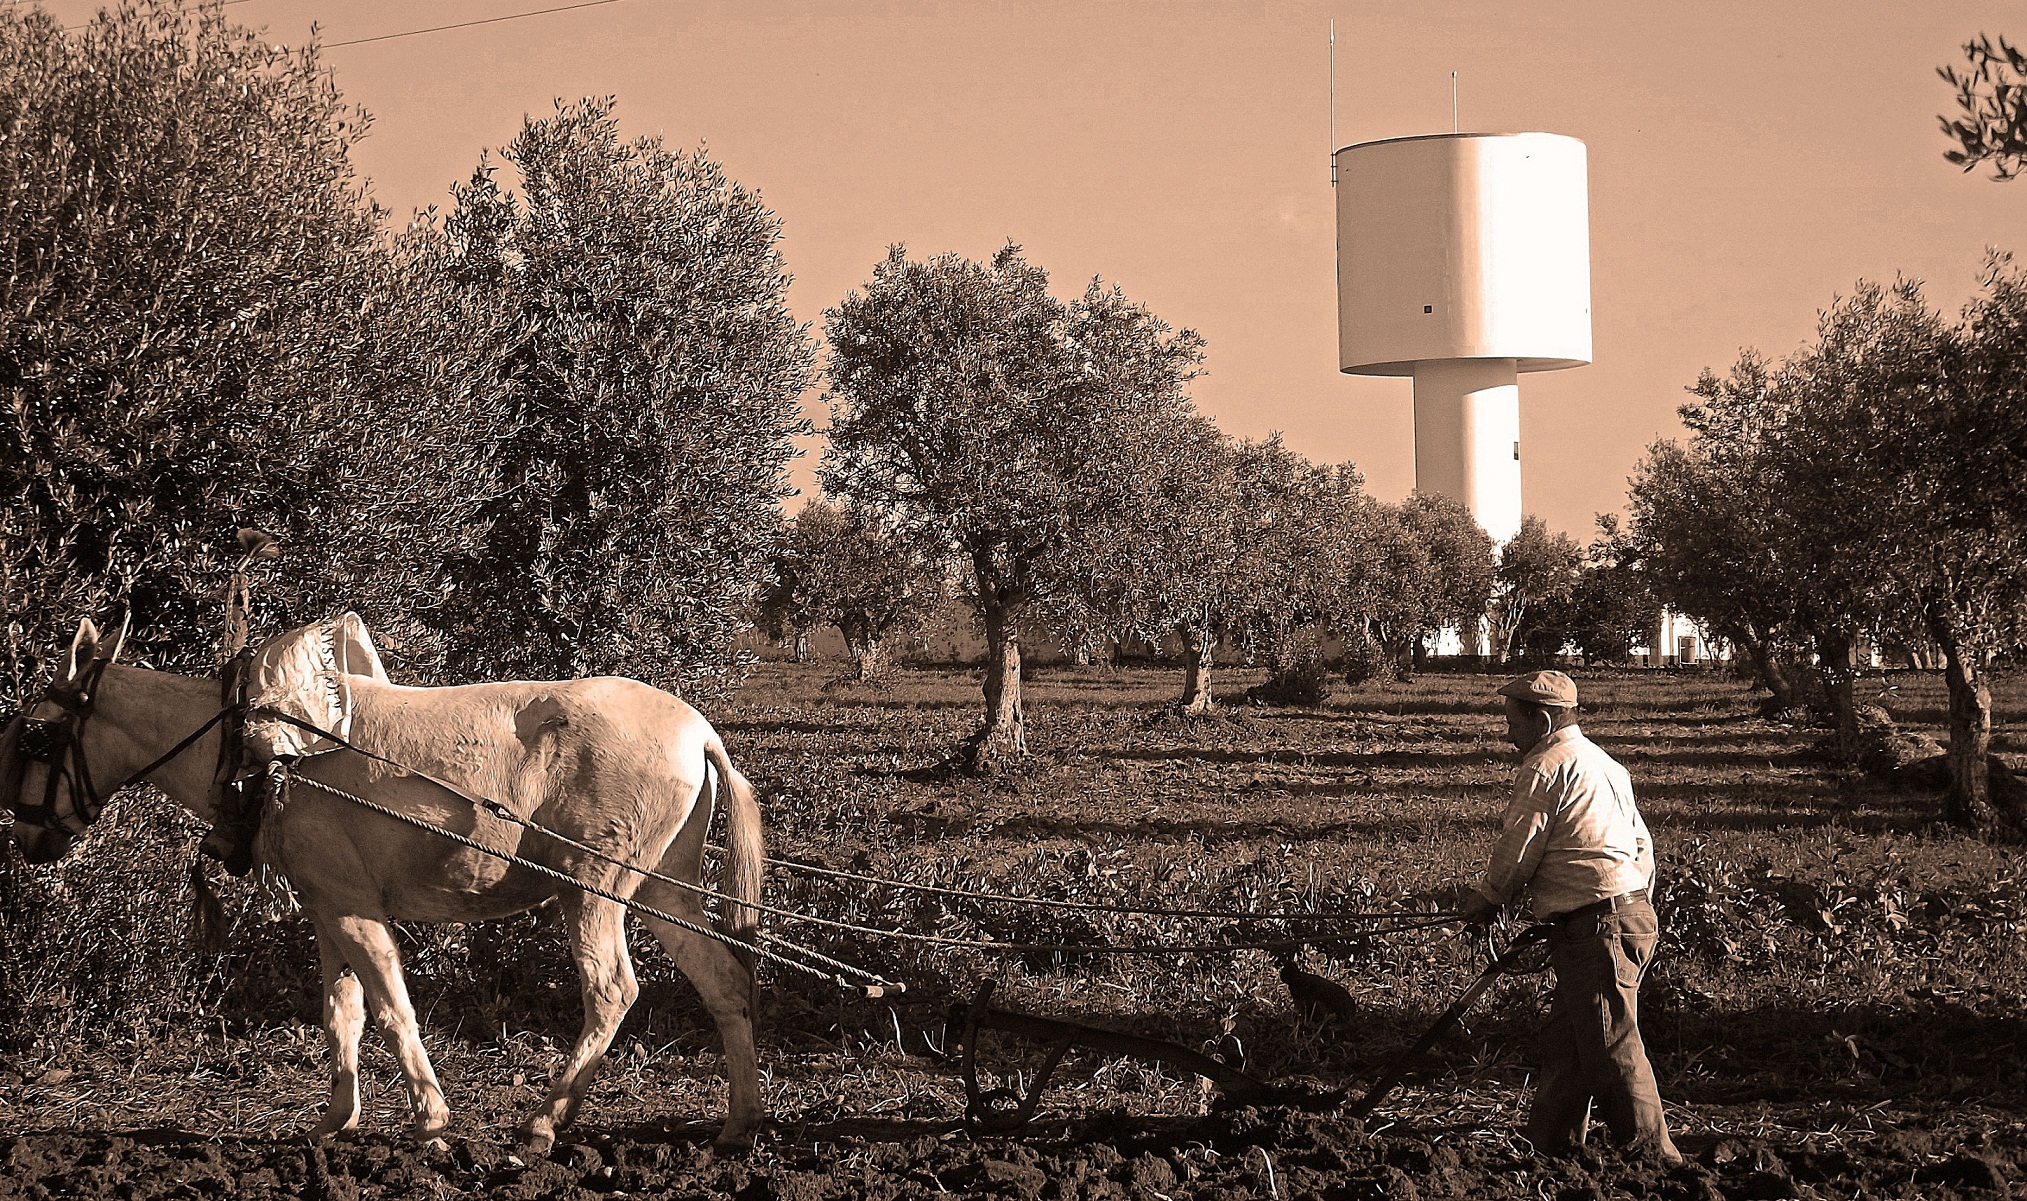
[1473,725,1655,920]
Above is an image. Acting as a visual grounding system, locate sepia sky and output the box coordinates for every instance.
[39,0,2026,538]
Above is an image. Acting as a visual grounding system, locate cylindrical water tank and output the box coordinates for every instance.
[1334,133,1591,376]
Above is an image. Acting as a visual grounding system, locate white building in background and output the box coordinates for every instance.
[1641,609,1726,667]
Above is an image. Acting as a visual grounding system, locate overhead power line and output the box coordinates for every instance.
[325,0,624,49]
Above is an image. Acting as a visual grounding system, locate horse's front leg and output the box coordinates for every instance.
[324,913,451,1139]
[309,922,367,1137]
[520,894,638,1154]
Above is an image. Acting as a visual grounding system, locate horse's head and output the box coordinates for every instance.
[2,614,130,864]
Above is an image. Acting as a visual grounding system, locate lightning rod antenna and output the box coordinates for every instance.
[1452,71,1459,133]
[1329,21,1338,187]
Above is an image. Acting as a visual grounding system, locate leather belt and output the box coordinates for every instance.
[1550,889,1649,925]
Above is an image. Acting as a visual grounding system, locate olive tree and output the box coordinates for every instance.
[233,225,515,680]
[1629,355,1814,710]
[0,1,379,690]
[1564,516,1664,665]
[1375,492,1496,674]
[1055,417,1239,710]
[1150,429,1245,710]
[823,246,1205,766]
[1771,270,2027,832]
[427,99,815,696]
[1491,516,1583,662]
[1221,438,1372,703]
[1940,34,2027,180]
[1750,285,1933,756]
[761,499,946,680]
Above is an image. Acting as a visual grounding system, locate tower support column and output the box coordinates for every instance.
[1413,358,1520,660]
[1411,357,1522,546]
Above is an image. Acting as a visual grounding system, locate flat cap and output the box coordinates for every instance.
[1496,670,1578,708]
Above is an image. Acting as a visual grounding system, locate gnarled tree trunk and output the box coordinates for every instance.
[1180,626,1215,713]
[1812,626,1861,761]
[1934,625,2006,833]
[973,595,1026,771]
[853,637,887,682]
[1733,625,1798,713]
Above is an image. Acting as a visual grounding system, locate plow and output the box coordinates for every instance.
[941,926,1553,1136]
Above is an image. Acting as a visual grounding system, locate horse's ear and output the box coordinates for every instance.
[65,618,101,679]
[102,610,132,666]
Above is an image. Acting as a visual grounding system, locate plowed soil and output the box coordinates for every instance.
[4,1107,2022,1200]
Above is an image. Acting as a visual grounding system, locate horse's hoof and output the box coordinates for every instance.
[713,1130,757,1154]
[519,1122,557,1156]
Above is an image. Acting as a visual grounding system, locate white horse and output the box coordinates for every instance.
[0,617,767,1151]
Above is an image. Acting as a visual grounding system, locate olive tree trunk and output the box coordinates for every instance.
[853,637,887,682]
[1930,620,2014,835]
[973,596,1026,771]
[1734,626,1799,714]
[1180,627,1216,713]
[1940,641,1992,825]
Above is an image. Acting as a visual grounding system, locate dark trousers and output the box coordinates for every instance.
[1524,898,1679,1158]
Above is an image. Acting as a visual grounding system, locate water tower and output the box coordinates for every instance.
[1333,132,1591,547]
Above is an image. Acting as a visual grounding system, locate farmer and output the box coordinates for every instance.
[1456,670,1684,1168]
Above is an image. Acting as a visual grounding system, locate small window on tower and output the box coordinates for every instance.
[1513,441,1521,461]
[1423,305,1433,314]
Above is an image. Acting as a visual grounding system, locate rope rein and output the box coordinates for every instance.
[254,710,1456,954]
[296,765,1455,964]
[448,777,1459,955]
[759,911,1467,955]
[231,712,1468,992]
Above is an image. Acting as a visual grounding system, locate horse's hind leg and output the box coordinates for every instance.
[634,881,763,1150]
[310,922,367,1136]
[323,914,451,1139]
[520,894,638,1154]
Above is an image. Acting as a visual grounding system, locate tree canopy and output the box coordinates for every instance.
[759,499,946,680]
[823,244,1205,763]
[1492,516,1583,662]
[0,7,816,704]
[0,1,377,689]
[427,98,815,694]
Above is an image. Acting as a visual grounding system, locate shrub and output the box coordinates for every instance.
[1338,627,1393,687]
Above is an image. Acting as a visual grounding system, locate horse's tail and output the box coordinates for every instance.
[704,740,763,969]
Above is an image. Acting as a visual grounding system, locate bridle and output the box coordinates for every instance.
[3,658,238,838]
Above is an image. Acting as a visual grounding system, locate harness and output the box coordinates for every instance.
[199,649,265,873]
[4,661,240,840]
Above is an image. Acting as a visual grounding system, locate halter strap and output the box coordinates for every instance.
[5,662,240,834]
